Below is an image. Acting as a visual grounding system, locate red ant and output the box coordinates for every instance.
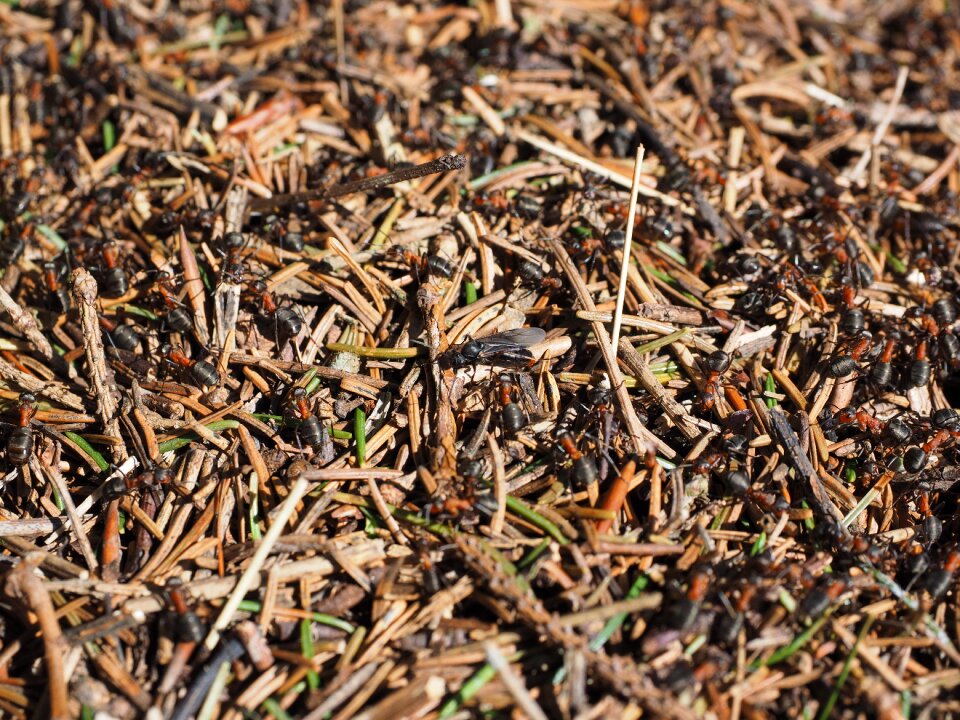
[42,258,70,313]
[925,548,960,597]
[497,375,526,433]
[557,431,598,486]
[160,345,220,388]
[153,272,193,333]
[904,338,931,389]
[6,393,37,465]
[392,248,455,281]
[824,334,873,378]
[870,335,897,386]
[834,408,885,436]
[713,582,758,644]
[246,280,303,340]
[422,460,483,522]
[104,466,175,500]
[697,350,732,412]
[97,239,129,298]
[666,567,711,631]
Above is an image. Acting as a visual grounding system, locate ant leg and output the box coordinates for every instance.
[293,429,308,460]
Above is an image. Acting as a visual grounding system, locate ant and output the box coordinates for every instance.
[387,247,454,282]
[694,433,749,489]
[166,578,206,644]
[697,349,733,412]
[743,203,796,251]
[5,393,37,466]
[270,218,305,252]
[422,459,485,523]
[924,548,960,598]
[469,190,511,218]
[919,411,960,457]
[285,386,327,453]
[556,430,598,486]
[413,537,443,596]
[824,334,872,379]
[834,408,885,436]
[441,328,546,369]
[715,251,761,281]
[641,212,677,243]
[712,582,757,645]
[837,286,868,337]
[0,217,31,266]
[515,259,562,291]
[902,337,931,390]
[409,249,455,280]
[103,466,175,500]
[96,239,129,298]
[799,576,849,618]
[160,344,220,388]
[665,568,711,632]
[916,490,943,546]
[99,315,142,352]
[42,256,71,314]
[496,374,527,433]
[153,271,194,334]
[870,335,898,387]
[218,232,248,285]
[246,279,303,341]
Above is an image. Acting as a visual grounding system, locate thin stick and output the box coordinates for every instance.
[299,468,406,481]
[595,458,636,534]
[487,432,507,536]
[249,154,465,211]
[515,128,680,207]
[611,145,645,354]
[618,339,700,441]
[179,226,210,346]
[366,477,407,546]
[72,269,127,465]
[0,285,53,359]
[33,453,98,572]
[203,472,311,651]
[550,238,675,459]
[847,65,908,183]
[483,642,549,720]
[3,557,70,720]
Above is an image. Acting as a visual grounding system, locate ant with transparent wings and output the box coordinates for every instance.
[440,327,546,369]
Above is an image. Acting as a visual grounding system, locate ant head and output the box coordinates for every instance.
[19,392,36,405]
[459,458,484,479]
[586,384,612,406]
[223,231,245,249]
[705,349,732,373]
[93,185,114,206]
[164,577,186,594]
[158,343,173,356]
[290,387,307,399]
[154,467,174,483]
[250,279,268,294]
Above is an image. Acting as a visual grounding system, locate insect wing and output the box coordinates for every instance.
[471,328,546,358]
